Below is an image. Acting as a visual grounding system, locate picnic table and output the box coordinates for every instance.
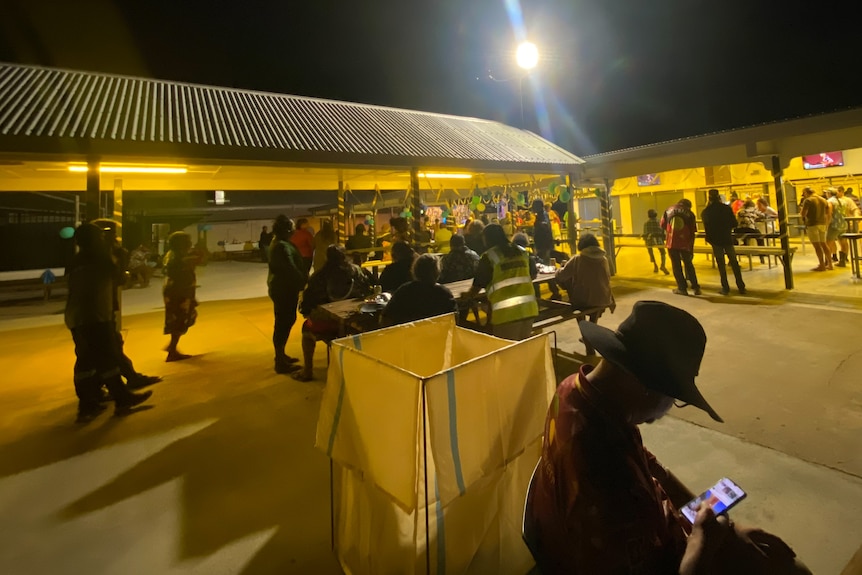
[315,272,608,342]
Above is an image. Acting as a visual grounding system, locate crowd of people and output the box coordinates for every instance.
[61,212,813,573]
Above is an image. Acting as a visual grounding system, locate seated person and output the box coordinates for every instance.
[292,245,373,382]
[126,244,154,287]
[438,234,479,283]
[345,223,373,265]
[555,233,615,311]
[378,240,415,293]
[382,254,456,326]
[527,302,810,575]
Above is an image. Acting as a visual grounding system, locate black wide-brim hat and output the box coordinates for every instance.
[580,301,723,423]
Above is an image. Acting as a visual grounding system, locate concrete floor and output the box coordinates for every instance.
[1,258,861,574]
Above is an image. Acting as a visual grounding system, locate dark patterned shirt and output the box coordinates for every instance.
[438,246,480,284]
[641,218,665,247]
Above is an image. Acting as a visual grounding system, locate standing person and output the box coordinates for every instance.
[642,209,669,274]
[312,220,336,273]
[844,187,862,213]
[800,187,833,271]
[702,188,747,295]
[729,191,744,215]
[95,219,162,388]
[469,223,538,340]
[382,254,457,326]
[345,223,373,264]
[290,218,315,273]
[547,203,563,241]
[434,224,454,254]
[526,301,810,574]
[661,199,701,296]
[827,187,857,267]
[65,223,152,422]
[162,231,199,362]
[268,215,308,374]
[258,225,273,263]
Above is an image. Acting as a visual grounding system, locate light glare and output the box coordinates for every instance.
[516,41,539,70]
[418,173,473,179]
[67,165,188,174]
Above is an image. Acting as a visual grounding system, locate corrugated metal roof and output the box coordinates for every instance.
[0,63,583,169]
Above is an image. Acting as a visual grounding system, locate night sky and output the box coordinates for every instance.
[2,0,861,155]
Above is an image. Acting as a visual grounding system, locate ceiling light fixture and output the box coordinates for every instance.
[418,172,473,179]
[68,165,188,174]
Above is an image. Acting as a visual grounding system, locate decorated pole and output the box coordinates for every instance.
[600,179,617,275]
[85,158,100,222]
[565,174,577,254]
[410,167,422,234]
[337,174,346,244]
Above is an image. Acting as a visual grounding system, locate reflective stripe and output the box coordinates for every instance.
[486,248,501,265]
[486,275,531,294]
[491,294,537,311]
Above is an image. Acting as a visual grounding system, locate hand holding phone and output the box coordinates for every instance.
[680,477,746,523]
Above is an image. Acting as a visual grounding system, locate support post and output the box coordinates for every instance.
[337,175,346,244]
[410,167,422,236]
[600,179,617,275]
[771,156,794,289]
[85,159,100,222]
[565,174,577,255]
[112,178,123,245]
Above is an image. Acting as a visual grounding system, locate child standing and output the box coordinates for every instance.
[40,268,56,301]
[642,209,669,274]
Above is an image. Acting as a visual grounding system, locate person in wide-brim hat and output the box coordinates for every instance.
[579,300,723,422]
[526,301,810,573]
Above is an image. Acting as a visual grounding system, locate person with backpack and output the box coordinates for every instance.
[827,188,858,267]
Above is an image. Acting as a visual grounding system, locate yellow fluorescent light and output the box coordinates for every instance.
[418,172,473,179]
[67,165,188,174]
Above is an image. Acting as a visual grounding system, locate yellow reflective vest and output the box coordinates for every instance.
[485,245,539,326]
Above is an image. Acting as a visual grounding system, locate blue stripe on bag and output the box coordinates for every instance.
[326,347,347,457]
[446,370,466,495]
[352,334,362,350]
[435,476,446,575]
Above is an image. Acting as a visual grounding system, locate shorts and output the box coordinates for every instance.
[826,226,845,242]
[807,225,828,243]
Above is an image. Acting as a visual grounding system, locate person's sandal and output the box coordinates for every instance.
[290,371,314,382]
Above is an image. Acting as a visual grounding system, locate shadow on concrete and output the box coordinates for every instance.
[0,299,341,573]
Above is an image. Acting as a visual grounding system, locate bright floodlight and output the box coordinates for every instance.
[516,41,539,70]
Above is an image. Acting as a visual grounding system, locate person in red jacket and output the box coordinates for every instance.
[661,199,701,296]
[290,218,315,273]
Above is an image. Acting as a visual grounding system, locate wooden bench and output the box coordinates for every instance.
[613,241,796,271]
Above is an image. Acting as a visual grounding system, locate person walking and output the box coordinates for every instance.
[162,231,199,362]
[268,215,308,374]
[702,189,747,295]
[469,223,538,340]
[642,209,669,274]
[65,223,152,422]
[661,198,701,295]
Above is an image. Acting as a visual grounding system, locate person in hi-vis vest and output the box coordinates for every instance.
[468,223,538,340]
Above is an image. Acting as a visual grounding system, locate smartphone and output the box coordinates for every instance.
[680,477,746,523]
